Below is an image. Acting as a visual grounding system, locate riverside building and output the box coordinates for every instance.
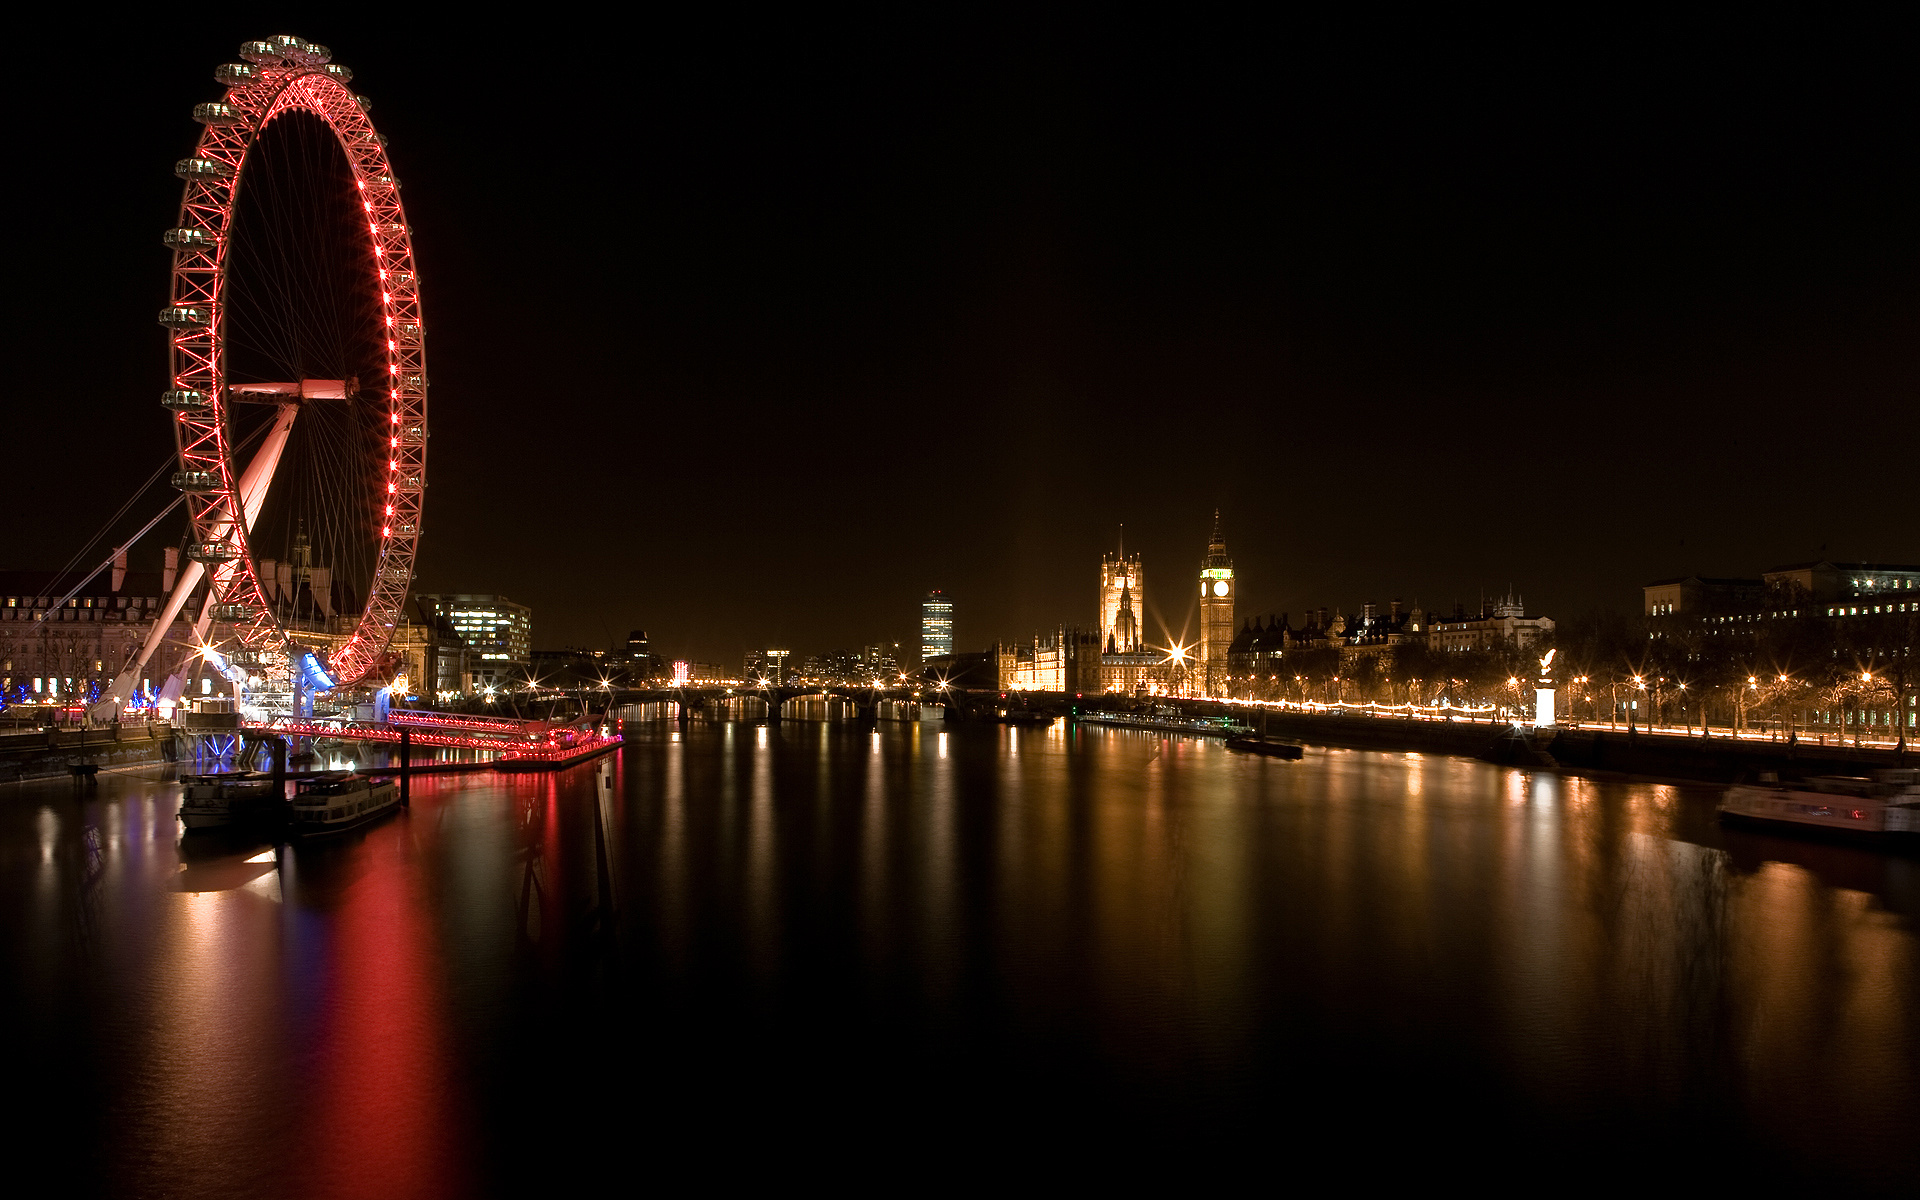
[416,594,531,688]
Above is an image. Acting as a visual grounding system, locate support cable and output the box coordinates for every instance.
[33,420,276,626]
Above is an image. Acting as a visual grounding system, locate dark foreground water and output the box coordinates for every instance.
[6,720,1919,1194]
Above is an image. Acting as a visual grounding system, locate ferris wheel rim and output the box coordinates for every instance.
[163,36,427,691]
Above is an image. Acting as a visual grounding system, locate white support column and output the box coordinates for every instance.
[92,402,301,720]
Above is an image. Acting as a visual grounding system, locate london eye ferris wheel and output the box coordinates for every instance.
[141,34,427,711]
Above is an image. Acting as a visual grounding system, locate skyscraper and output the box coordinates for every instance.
[1197,512,1235,697]
[1099,530,1145,652]
[920,589,953,662]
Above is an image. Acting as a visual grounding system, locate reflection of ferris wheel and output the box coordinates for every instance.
[154,34,426,698]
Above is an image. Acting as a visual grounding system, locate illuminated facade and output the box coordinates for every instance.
[1429,593,1551,653]
[995,628,1102,693]
[1198,512,1235,696]
[416,594,531,686]
[1099,535,1144,653]
[921,590,953,663]
[0,559,197,704]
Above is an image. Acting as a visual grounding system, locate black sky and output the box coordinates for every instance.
[10,12,1917,664]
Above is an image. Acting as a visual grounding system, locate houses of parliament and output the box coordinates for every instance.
[990,510,1552,699]
[995,514,1237,696]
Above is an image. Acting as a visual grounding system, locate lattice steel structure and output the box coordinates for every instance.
[161,34,426,691]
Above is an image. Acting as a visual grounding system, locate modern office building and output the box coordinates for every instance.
[921,590,953,663]
[415,594,531,687]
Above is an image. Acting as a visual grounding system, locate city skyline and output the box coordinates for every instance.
[8,15,1915,666]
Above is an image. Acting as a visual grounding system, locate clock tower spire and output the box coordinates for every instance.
[1198,510,1234,697]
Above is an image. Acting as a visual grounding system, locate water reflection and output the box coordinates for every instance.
[6,724,1919,1190]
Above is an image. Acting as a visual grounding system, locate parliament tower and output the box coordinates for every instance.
[1099,530,1144,653]
[1198,511,1234,697]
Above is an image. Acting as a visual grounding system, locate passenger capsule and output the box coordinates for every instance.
[192,102,243,127]
[185,542,237,564]
[208,603,255,621]
[163,227,217,251]
[400,375,427,392]
[174,157,232,182]
[284,39,329,65]
[239,40,282,65]
[171,470,220,492]
[322,63,353,83]
[354,94,372,114]
[158,306,212,329]
[215,62,257,87]
[160,389,210,411]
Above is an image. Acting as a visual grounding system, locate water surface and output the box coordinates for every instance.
[6,721,1917,1193]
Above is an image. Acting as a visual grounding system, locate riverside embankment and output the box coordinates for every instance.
[0,721,175,783]
[1217,706,1907,784]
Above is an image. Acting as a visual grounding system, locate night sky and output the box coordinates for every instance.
[13,14,1916,664]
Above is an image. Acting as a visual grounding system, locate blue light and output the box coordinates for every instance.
[297,651,336,692]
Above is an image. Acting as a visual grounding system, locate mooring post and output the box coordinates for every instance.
[271,736,286,805]
[399,727,411,807]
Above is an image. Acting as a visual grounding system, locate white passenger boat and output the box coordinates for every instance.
[1718,770,1920,837]
[290,773,402,837]
[177,771,283,830]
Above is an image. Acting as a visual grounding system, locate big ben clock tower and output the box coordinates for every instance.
[1198,510,1234,697]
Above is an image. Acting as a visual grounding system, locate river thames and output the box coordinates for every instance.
[7,720,1918,1194]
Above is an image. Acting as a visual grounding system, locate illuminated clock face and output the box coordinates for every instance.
[1212,580,1229,597]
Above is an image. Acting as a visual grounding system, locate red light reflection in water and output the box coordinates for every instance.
[295,822,472,1200]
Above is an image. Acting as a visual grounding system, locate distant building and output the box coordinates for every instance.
[393,602,472,699]
[1430,593,1554,654]
[415,594,531,688]
[625,630,654,680]
[1099,534,1144,655]
[744,648,790,684]
[995,628,1103,693]
[1642,576,1764,617]
[862,642,901,679]
[921,590,954,663]
[0,554,197,705]
[1646,560,1920,639]
[1100,581,1166,694]
[1764,561,1920,615]
[1198,512,1235,697]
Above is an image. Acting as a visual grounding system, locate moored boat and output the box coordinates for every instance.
[177,771,283,830]
[289,773,401,837]
[1075,706,1251,738]
[1225,735,1304,760]
[1717,770,1920,838]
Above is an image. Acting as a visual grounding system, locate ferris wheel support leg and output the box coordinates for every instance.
[90,403,301,723]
